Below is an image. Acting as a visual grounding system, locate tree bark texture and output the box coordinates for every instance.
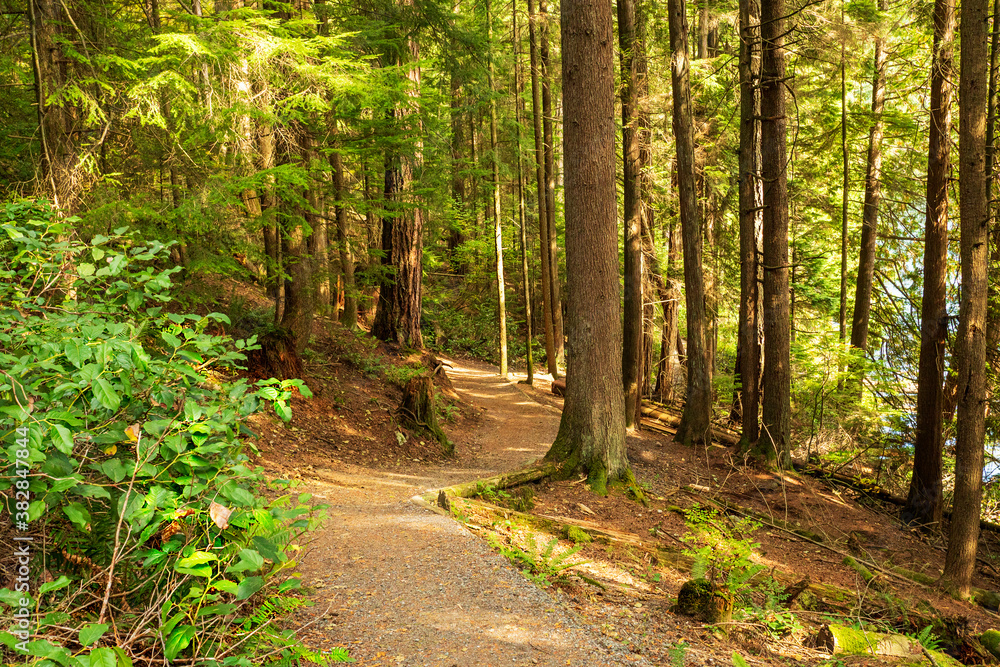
[619,0,651,429]
[736,0,762,447]
[849,0,888,359]
[544,0,630,492]
[902,0,953,529]
[528,0,559,378]
[514,1,534,383]
[540,0,565,367]
[279,131,316,353]
[669,0,711,447]
[372,30,424,349]
[943,0,989,597]
[488,1,508,378]
[757,0,791,467]
[333,151,357,328]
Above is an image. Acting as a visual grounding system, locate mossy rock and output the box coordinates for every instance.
[675,578,733,624]
[976,590,1000,611]
[981,629,1000,659]
[563,525,592,544]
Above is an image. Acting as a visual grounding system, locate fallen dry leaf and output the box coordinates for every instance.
[209,501,232,530]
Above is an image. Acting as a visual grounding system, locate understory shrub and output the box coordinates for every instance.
[0,201,349,665]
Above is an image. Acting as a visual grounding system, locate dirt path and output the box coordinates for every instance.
[291,358,650,666]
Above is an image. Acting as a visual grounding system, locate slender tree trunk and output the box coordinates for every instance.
[515,0,534,383]
[540,0,564,366]
[280,130,316,352]
[838,11,849,353]
[943,0,989,597]
[698,0,709,59]
[655,215,682,403]
[333,151,357,328]
[488,0,508,378]
[619,0,648,428]
[29,0,82,213]
[449,58,467,268]
[545,0,632,493]
[985,0,1000,372]
[902,0,954,529]
[736,0,762,446]
[669,0,711,446]
[528,0,558,378]
[849,1,887,364]
[757,0,791,467]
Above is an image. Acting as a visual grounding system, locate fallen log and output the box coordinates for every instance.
[639,404,740,446]
[814,623,961,666]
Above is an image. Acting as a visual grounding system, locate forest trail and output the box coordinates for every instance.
[290,358,645,666]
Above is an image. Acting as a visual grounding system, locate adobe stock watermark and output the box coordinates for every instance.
[10,424,33,653]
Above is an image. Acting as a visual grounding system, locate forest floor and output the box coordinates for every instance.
[235,307,1000,667]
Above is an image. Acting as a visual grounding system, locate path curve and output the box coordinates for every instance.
[292,358,651,666]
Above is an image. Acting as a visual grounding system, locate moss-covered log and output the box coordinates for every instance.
[640,404,740,446]
[425,462,558,501]
[815,623,962,666]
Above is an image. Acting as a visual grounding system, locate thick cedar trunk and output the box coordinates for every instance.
[736,0,762,446]
[902,0,953,528]
[943,0,989,597]
[849,3,887,360]
[540,0,565,366]
[757,0,791,467]
[514,2,534,383]
[372,30,424,349]
[669,0,711,446]
[544,0,631,492]
[333,152,357,328]
[619,0,651,428]
[487,1,508,378]
[528,0,559,378]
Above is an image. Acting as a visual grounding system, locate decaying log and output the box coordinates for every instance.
[551,378,566,396]
[640,404,740,446]
[814,624,961,666]
[398,377,454,456]
[430,462,558,500]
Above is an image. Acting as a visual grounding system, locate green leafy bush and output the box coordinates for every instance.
[0,201,349,665]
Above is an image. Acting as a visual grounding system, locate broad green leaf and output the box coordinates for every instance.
[176,551,218,568]
[226,548,264,573]
[79,623,109,647]
[163,625,196,661]
[92,378,121,412]
[101,459,126,483]
[52,424,74,454]
[39,575,72,594]
[78,263,95,277]
[275,402,292,422]
[63,502,91,530]
[235,576,264,600]
[252,536,284,562]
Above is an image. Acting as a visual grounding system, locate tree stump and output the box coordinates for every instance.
[398,377,454,456]
[675,579,733,624]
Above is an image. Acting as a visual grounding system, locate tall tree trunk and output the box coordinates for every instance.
[540,0,565,367]
[943,0,989,597]
[698,0,709,59]
[280,130,316,352]
[372,27,424,348]
[655,215,682,403]
[488,0,508,378]
[736,0,762,447]
[528,0,558,378]
[619,0,650,429]
[757,0,791,468]
[901,0,954,529]
[669,0,711,447]
[985,0,1000,376]
[838,10,849,353]
[449,60,467,268]
[515,0,534,383]
[29,0,83,213]
[545,0,632,493]
[849,1,887,365]
[333,151,357,328]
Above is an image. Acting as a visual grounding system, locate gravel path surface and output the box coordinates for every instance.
[291,360,653,666]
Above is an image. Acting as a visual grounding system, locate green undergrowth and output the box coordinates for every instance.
[0,201,351,665]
